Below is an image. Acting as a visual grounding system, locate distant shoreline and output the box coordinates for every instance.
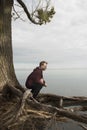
[15,68,87,70]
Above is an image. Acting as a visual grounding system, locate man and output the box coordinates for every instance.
[25,61,48,98]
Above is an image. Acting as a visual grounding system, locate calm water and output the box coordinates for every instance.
[15,68,86,130]
[15,68,87,97]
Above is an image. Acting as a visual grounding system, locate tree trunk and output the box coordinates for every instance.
[0,0,23,93]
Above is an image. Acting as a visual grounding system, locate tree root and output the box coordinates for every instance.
[1,87,87,130]
[79,124,87,130]
[2,84,23,99]
[16,89,33,118]
[15,91,87,124]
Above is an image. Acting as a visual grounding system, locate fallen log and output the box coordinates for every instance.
[25,99,87,124]
[17,92,87,124]
[38,93,87,107]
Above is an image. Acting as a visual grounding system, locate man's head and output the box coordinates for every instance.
[39,61,48,71]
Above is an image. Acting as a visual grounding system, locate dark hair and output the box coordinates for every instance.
[39,61,48,66]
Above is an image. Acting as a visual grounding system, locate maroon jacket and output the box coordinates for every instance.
[25,67,45,89]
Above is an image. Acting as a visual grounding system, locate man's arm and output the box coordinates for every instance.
[34,70,47,86]
[40,79,47,87]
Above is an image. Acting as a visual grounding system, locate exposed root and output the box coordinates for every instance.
[16,89,32,118]
[79,124,87,130]
[2,84,23,99]
[1,89,87,130]
[26,109,52,118]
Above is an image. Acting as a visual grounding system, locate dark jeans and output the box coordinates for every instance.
[31,84,42,98]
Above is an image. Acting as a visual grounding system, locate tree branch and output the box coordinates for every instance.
[13,5,25,21]
[31,0,41,17]
[16,0,42,25]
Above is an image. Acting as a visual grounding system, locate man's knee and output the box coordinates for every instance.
[31,84,42,98]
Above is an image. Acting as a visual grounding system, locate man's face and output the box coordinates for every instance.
[41,63,47,71]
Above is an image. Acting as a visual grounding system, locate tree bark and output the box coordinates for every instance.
[0,1,87,129]
[0,0,24,93]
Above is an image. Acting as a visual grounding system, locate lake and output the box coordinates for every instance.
[15,68,87,130]
[15,68,87,97]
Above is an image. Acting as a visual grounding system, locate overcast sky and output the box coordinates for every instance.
[12,0,87,69]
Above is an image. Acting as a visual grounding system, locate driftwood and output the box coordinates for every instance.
[16,92,87,124]
[79,124,87,130]
[38,93,87,107]
[26,98,87,124]
[0,91,87,130]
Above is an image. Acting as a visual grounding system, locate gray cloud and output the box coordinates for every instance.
[12,0,87,68]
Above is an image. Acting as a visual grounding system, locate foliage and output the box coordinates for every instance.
[37,7,55,24]
[13,0,55,25]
